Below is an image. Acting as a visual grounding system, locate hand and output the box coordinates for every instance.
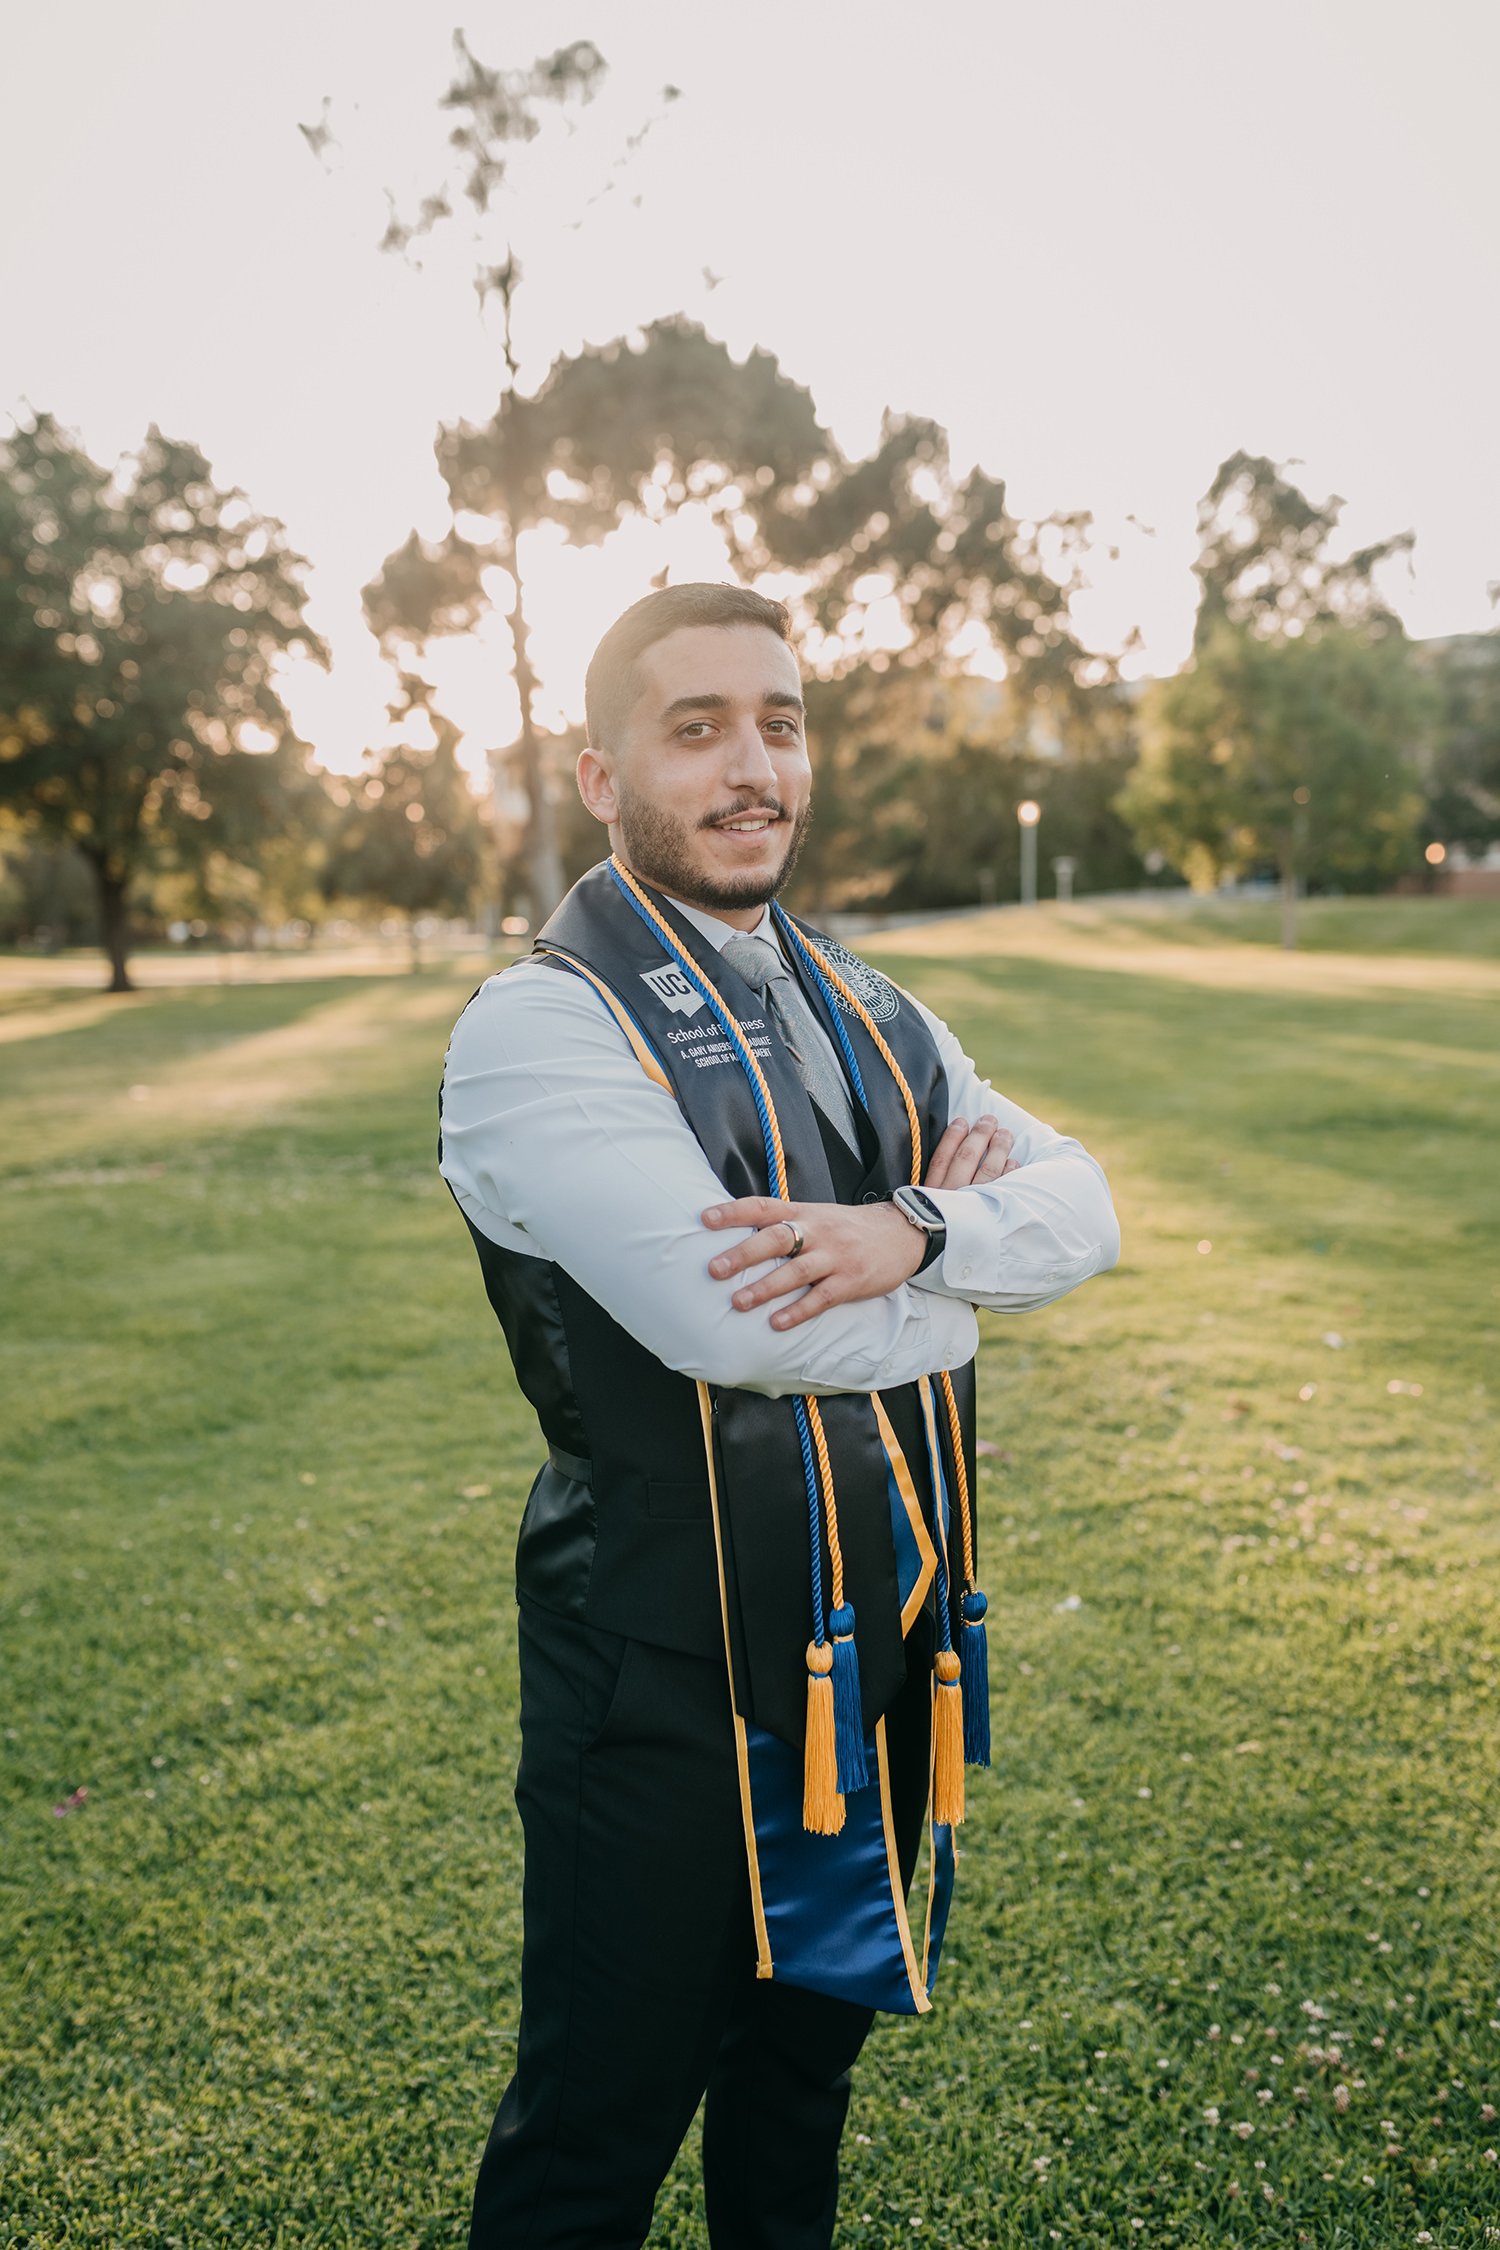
[924,1113,1017,1190]
[702,1197,926,1330]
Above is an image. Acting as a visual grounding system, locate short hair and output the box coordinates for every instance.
[584,582,793,751]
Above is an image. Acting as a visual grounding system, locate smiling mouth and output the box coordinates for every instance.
[708,811,784,836]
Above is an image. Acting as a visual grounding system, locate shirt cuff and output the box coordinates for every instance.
[905,1183,1002,1299]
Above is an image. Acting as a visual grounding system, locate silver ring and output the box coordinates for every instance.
[781,1218,806,1260]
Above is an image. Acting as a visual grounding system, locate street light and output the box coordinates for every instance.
[1017,799,1041,907]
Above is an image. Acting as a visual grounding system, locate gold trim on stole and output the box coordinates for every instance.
[697,1383,774,1979]
[874,1719,933,2015]
[870,1392,938,1636]
[920,1675,939,1988]
[547,956,675,1094]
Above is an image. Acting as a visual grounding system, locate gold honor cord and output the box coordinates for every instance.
[785,932,983,1615]
[784,922,992,1788]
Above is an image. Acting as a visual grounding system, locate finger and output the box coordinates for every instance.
[972,1128,1017,1185]
[922,1119,970,1192]
[943,1116,1004,1189]
[708,1219,803,1280]
[770,1276,846,1329]
[702,1196,795,1231]
[731,1253,834,1311]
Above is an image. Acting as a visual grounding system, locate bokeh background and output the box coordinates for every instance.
[3,5,1498,2244]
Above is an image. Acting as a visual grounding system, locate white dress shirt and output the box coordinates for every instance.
[439,894,1120,1401]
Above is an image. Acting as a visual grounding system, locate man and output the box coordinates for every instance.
[439,581,1119,2248]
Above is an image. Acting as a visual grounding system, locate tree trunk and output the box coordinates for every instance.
[501,525,566,924]
[1279,848,1299,952]
[90,856,135,992]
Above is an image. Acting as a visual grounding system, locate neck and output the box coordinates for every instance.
[673,897,767,933]
[612,848,770,933]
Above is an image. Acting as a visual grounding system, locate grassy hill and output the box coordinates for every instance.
[3,898,1498,2246]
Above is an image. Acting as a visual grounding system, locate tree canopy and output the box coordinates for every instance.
[1117,454,1434,942]
[0,413,324,987]
[1190,449,1415,650]
[1122,618,1432,936]
[363,29,677,924]
[370,314,1124,913]
[322,682,486,966]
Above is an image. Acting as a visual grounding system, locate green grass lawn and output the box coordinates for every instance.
[3,899,1498,2247]
[1020,891,1500,958]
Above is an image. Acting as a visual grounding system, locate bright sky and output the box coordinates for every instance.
[5,0,1497,776]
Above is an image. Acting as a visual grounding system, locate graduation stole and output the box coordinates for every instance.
[541,855,992,2013]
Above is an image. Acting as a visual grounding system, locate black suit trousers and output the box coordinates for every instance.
[467,1600,935,2250]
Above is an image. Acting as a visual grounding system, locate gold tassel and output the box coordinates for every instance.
[803,1641,845,1835]
[933,1649,965,1827]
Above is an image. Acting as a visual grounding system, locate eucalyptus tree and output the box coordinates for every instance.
[374,313,1117,911]
[1191,449,1415,650]
[363,32,678,920]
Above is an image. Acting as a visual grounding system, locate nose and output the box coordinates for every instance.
[721,717,777,794]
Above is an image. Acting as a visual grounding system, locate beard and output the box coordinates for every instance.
[614,782,812,913]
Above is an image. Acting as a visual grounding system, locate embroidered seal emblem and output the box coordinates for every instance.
[640,961,706,1018]
[819,940,901,1023]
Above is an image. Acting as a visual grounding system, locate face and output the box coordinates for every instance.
[577,623,813,927]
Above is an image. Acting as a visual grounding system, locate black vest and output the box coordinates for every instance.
[446,862,977,1748]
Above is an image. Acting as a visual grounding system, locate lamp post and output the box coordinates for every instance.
[1017,799,1041,907]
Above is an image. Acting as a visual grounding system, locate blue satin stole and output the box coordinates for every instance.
[699,1382,957,2016]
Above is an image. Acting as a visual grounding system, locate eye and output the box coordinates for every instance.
[676,720,716,741]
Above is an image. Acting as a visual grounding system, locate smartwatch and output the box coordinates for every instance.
[890,1185,947,1273]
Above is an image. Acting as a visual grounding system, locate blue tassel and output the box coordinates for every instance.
[959,1589,991,1767]
[828,1602,870,1793]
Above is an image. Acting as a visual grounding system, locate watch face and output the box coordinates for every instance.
[899,1187,943,1233]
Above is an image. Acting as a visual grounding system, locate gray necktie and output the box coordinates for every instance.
[718,933,863,1154]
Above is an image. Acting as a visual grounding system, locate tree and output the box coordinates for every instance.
[1191,450,1415,652]
[510,319,1112,710]
[1119,453,1435,945]
[1122,619,1432,945]
[376,314,1117,913]
[0,414,324,988]
[0,821,98,949]
[362,32,678,923]
[1417,628,1500,855]
[323,685,487,967]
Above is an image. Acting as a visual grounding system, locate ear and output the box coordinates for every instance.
[576,745,618,827]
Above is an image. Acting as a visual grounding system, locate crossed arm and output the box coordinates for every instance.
[438,960,1119,1400]
[704,1110,1021,1329]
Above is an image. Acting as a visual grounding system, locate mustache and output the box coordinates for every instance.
[699,800,791,830]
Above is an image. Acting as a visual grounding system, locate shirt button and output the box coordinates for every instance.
[961,1264,973,1280]
[861,1190,882,1204]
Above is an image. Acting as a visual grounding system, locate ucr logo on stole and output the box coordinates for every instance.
[640,961,706,1018]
